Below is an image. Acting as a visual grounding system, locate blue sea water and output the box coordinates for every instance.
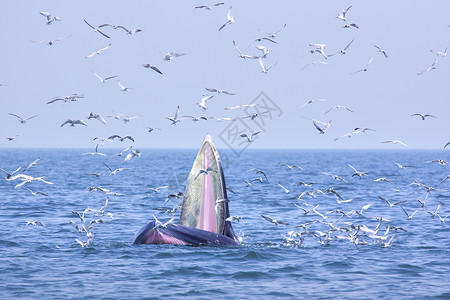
[0,148,449,299]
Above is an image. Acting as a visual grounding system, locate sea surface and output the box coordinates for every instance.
[0,148,449,299]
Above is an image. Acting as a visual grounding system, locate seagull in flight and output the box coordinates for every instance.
[313,119,332,134]
[321,172,348,183]
[378,196,406,208]
[258,57,277,73]
[87,112,107,125]
[6,135,19,141]
[430,47,448,57]
[82,144,107,156]
[0,166,21,179]
[197,94,214,110]
[382,140,408,147]
[399,206,418,220]
[205,87,235,95]
[278,164,303,171]
[309,43,328,59]
[31,36,71,46]
[232,40,259,59]
[261,215,289,226]
[39,11,61,25]
[195,3,224,10]
[394,162,415,169]
[85,44,111,58]
[352,57,374,73]
[343,23,359,29]
[417,57,439,75]
[240,131,260,142]
[165,106,181,125]
[22,187,48,197]
[276,183,290,194]
[84,19,110,38]
[333,38,354,55]
[142,64,163,74]
[373,45,388,58]
[8,113,39,124]
[324,105,353,115]
[103,162,131,175]
[194,167,219,180]
[347,164,369,178]
[411,113,437,120]
[93,72,116,83]
[61,119,88,127]
[26,220,46,227]
[258,24,287,39]
[224,104,258,110]
[299,98,327,109]
[124,149,141,162]
[336,6,351,22]
[218,6,234,31]
[117,80,132,91]
[155,48,186,61]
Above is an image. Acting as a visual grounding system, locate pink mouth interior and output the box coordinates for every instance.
[199,143,217,233]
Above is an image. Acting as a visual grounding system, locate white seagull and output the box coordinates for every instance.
[9,113,39,124]
[61,119,88,127]
[85,44,111,58]
[218,6,235,31]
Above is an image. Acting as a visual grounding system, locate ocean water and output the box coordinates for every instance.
[0,148,449,299]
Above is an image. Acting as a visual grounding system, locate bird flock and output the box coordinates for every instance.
[1,3,449,248]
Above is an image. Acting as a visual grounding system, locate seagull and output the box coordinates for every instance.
[117,80,131,91]
[250,168,268,180]
[195,3,224,10]
[147,186,170,193]
[25,220,46,227]
[352,57,374,73]
[417,57,439,75]
[430,47,448,57]
[218,6,234,31]
[399,206,418,220]
[255,45,271,58]
[261,215,289,226]
[165,106,181,125]
[87,112,107,125]
[61,119,88,127]
[182,116,208,122]
[321,172,348,183]
[142,64,163,74]
[22,187,48,197]
[354,127,376,133]
[232,40,259,59]
[343,23,359,29]
[300,60,329,71]
[437,213,450,223]
[226,216,242,222]
[335,39,354,55]
[445,142,450,149]
[145,127,162,133]
[224,104,258,110]
[82,144,107,156]
[394,162,415,169]
[313,119,332,134]
[46,94,85,104]
[76,234,96,248]
[6,135,19,141]
[299,98,327,109]
[373,45,388,58]
[0,166,21,179]
[424,202,441,217]
[374,177,392,183]
[93,72,117,83]
[31,36,71,46]
[8,113,39,124]
[240,131,260,142]
[111,146,133,157]
[85,44,111,58]
[348,164,369,178]
[197,94,214,110]
[103,162,131,175]
[378,196,406,208]
[157,49,186,61]
[382,140,408,147]
[309,43,328,59]
[87,169,108,177]
[324,105,353,115]
[39,11,61,25]
[13,175,53,189]
[440,175,450,184]
[153,214,176,229]
[205,87,235,95]
[194,167,218,180]
[116,113,140,123]
[108,135,135,142]
[84,19,110,38]
[336,6,352,21]
[258,24,287,39]
[258,57,277,73]
[124,149,141,162]
[276,183,290,194]
[411,113,437,120]
[278,164,303,171]
[426,159,449,165]
[243,111,269,120]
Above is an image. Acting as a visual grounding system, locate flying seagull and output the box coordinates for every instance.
[240,131,260,142]
[382,140,408,147]
[142,64,163,74]
[195,3,224,10]
[313,119,332,134]
[352,57,374,73]
[39,11,61,25]
[9,113,38,124]
[117,80,131,91]
[165,106,181,125]
[373,44,388,58]
[336,6,352,22]
[84,19,110,38]
[205,87,235,95]
[218,6,235,31]
[93,72,116,83]
[61,119,88,127]
[411,113,436,120]
[85,44,111,58]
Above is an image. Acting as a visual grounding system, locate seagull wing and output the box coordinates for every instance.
[8,113,23,121]
[84,19,96,30]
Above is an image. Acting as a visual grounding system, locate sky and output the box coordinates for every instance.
[1,1,449,151]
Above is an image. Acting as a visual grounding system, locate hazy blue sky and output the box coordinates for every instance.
[1,1,449,150]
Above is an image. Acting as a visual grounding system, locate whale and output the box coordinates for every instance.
[133,134,239,246]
